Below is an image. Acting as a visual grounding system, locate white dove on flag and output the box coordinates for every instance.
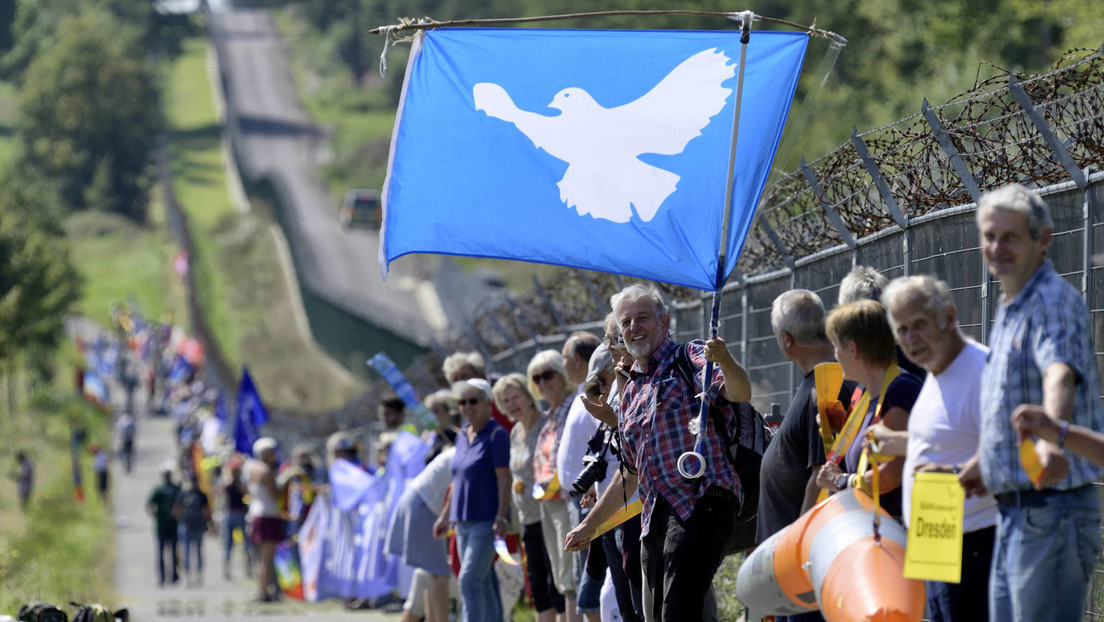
[473,49,736,223]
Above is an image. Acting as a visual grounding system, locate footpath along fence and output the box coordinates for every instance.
[453,44,1104,618]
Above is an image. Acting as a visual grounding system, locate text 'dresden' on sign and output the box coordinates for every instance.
[904,472,964,583]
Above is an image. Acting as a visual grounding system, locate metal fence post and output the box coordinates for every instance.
[502,295,540,343]
[577,270,605,315]
[922,98,988,340]
[1007,74,1092,297]
[800,158,857,249]
[485,308,517,350]
[851,128,911,274]
[759,219,795,271]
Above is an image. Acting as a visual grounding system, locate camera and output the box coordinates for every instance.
[572,453,608,496]
[572,428,610,495]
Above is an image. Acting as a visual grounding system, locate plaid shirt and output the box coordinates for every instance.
[979,259,1104,495]
[533,393,576,490]
[619,338,741,536]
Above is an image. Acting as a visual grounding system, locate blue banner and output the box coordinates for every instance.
[381,28,807,290]
[234,367,269,455]
[367,352,438,430]
[215,392,229,422]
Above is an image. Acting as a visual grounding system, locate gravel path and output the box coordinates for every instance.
[86,321,391,620]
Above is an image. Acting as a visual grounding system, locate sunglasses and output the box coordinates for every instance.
[607,334,627,350]
[458,397,482,406]
[532,369,559,384]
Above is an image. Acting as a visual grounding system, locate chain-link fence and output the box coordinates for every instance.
[453,44,1104,619]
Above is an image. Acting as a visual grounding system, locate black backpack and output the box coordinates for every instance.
[673,342,773,555]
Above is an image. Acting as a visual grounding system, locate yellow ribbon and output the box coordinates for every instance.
[819,364,900,503]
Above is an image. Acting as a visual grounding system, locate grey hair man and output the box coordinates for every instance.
[882,275,997,622]
[565,283,751,622]
[757,289,858,622]
[838,265,888,306]
[958,183,1103,622]
[839,265,926,378]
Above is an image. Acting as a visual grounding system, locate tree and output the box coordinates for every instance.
[0,173,82,364]
[17,7,161,221]
[1,0,194,83]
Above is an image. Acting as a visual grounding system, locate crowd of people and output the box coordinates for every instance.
[390,183,1102,622]
[85,182,1104,622]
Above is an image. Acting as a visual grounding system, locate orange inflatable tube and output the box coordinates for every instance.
[736,488,925,622]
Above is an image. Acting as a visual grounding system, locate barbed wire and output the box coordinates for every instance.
[456,45,1103,355]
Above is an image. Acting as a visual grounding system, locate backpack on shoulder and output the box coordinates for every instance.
[673,342,774,555]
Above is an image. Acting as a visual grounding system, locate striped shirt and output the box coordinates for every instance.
[619,338,741,536]
[979,259,1104,495]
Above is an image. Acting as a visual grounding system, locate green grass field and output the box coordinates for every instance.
[163,33,364,409]
[0,370,116,613]
[64,204,189,328]
[165,36,242,366]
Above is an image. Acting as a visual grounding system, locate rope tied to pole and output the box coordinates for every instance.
[368,9,847,46]
[859,430,896,543]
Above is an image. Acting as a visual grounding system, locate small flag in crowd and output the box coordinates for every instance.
[215,392,229,422]
[367,352,438,430]
[234,367,269,455]
[380,28,808,290]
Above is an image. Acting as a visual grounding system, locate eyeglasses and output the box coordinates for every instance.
[532,369,559,384]
[458,397,482,406]
[606,334,626,350]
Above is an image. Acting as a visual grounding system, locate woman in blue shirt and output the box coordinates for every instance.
[433,379,511,622]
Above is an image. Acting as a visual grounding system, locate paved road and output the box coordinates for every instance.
[208,6,437,345]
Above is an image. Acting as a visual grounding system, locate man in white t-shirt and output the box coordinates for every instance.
[882,275,998,622]
[556,330,603,620]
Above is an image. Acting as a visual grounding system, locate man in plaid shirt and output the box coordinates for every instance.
[958,184,1104,622]
[566,283,751,622]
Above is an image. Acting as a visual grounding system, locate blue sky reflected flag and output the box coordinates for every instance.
[381,28,807,291]
[234,367,269,456]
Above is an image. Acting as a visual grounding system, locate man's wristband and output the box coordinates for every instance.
[1056,420,1070,448]
[835,473,850,491]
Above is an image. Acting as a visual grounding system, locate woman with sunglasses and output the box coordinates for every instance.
[494,373,565,622]
[527,349,583,622]
[433,379,511,622]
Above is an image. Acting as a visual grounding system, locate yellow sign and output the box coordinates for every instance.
[814,362,844,454]
[904,472,964,583]
[593,499,643,539]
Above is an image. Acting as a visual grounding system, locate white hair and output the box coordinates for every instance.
[882,275,957,331]
[838,266,888,305]
[771,289,828,343]
[609,283,666,322]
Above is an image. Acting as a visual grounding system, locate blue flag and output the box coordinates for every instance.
[215,392,229,422]
[234,367,269,455]
[367,352,438,430]
[381,28,808,290]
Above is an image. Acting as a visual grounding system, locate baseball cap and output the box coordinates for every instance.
[585,343,614,384]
